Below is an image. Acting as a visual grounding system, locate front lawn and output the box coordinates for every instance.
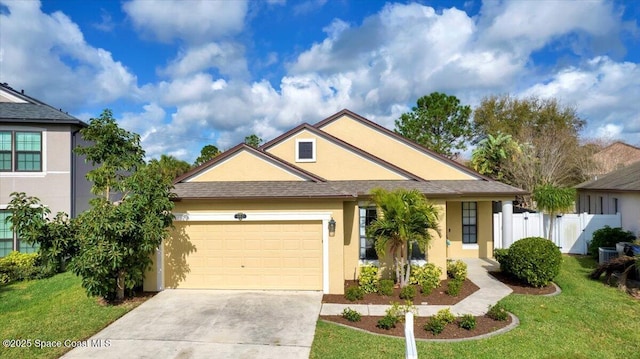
[0,271,147,359]
[311,255,640,358]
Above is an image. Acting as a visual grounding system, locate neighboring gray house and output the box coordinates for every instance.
[576,161,640,237]
[0,83,92,257]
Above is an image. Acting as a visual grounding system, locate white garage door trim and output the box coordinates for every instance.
[167,211,332,293]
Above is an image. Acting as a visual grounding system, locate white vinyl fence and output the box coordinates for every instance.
[494,212,621,254]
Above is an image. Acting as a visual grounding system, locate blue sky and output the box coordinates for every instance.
[1,0,638,162]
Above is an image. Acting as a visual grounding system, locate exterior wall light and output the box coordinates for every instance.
[328,218,336,237]
[234,212,247,221]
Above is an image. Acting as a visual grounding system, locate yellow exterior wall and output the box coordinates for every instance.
[427,200,448,279]
[265,130,408,180]
[342,201,360,282]
[188,150,305,182]
[320,115,476,180]
[156,199,348,294]
[446,201,494,259]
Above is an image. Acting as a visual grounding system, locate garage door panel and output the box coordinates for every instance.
[167,221,322,290]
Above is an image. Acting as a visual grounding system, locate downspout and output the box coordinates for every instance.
[70,128,80,218]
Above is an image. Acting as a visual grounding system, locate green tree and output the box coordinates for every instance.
[395,92,473,159]
[366,188,440,287]
[532,184,576,241]
[152,154,191,181]
[6,192,78,274]
[471,133,519,182]
[244,134,262,148]
[193,145,220,167]
[72,109,174,301]
[473,95,594,189]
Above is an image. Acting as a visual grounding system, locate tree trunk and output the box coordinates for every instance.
[116,270,125,300]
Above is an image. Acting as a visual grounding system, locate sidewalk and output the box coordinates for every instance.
[320,258,512,317]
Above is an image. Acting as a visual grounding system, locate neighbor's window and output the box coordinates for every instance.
[295,139,316,162]
[0,209,38,257]
[359,206,378,260]
[462,201,477,244]
[0,131,42,172]
[0,210,13,257]
[15,132,42,171]
[0,131,11,171]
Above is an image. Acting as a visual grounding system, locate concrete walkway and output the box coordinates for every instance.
[320,258,512,317]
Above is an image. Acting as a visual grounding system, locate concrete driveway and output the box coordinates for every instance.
[62,289,323,359]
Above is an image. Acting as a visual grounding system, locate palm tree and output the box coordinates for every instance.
[532,184,576,242]
[366,188,441,287]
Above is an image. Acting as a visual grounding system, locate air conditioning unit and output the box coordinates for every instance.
[598,247,618,265]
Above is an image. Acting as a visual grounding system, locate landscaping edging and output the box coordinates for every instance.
[319,313,519,342]
[542,282,562,297]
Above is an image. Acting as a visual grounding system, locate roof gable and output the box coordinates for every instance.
[176,144,325,183]
[261,123,423,181]
[0,84,87,127]
[315,109,484,181]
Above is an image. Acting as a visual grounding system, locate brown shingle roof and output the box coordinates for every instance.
[173,181,354,200]
[173,179,526,200]
[576,161,640,192]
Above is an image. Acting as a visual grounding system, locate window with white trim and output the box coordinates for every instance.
[0,131,42,172]
[462,201,477,244]
[359,206,377,260]
[295,138,316,162]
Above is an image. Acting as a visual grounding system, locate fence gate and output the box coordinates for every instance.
[494,212,621,254]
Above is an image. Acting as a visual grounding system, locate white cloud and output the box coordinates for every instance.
[521,56,640,138]
[159,42,248,79]
[123,0,248,44]
[0,0,139,111]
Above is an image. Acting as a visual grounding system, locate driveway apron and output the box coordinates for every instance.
[62,289,323,359]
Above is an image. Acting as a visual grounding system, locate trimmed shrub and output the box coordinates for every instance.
[411,263,442,294]
[358,265,379,294]
[505,236,562,287]
[446,279,463,296]
[344,285,364,302]
[424,317,446,335]
[588,226,635,258]
[378,279,394,296]
[341,307,362,322]
[487,302,509,321]
[447,260,467,280]
[493,248,510,272]
[399,285,416,300]
[458,314,476,330]
[434,308,456,324]
[0,251,40,284]
[377,314,399,330]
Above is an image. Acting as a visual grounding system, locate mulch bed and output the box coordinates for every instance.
[322,314,513,340]
[320,273,557,340]
[488,271,557,295]
[322,279,479,305]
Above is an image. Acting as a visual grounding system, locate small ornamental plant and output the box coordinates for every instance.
[434,308,456,324]
[378,279,395,296]
[341,308,362,322]
[446,279,463,296]
[487,303,509,321]
[458,314,476,330]
[399,285,416,300]
[424,317,446,335]
[344,285,364,302]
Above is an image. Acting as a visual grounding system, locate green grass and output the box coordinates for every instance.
[0,272,146,359]
[311,255,640,359]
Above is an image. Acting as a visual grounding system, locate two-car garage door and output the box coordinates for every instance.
[166,221,323,290]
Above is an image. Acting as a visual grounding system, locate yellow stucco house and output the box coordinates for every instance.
[144,109,525,294]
